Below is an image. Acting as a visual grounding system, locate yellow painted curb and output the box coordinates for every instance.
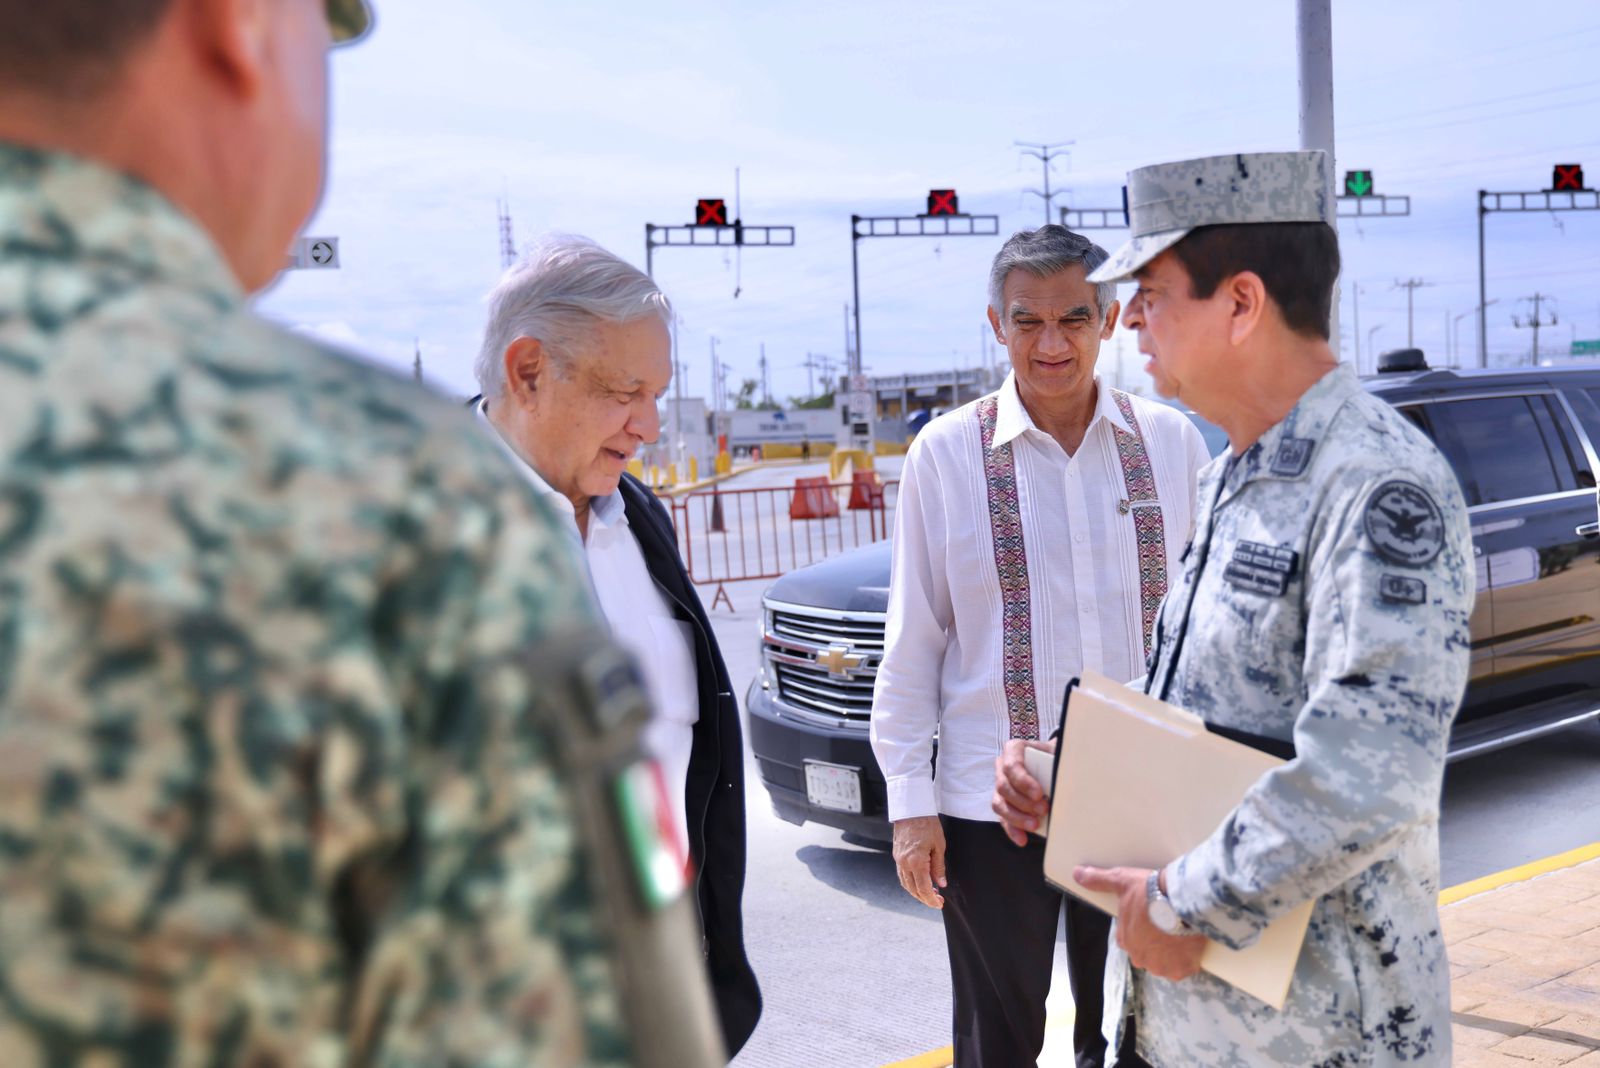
[880,841,1600,1068]
[880,1046,953,1068]
[1438,839,1600,906]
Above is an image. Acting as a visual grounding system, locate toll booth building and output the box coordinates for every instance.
[868,367,999,441]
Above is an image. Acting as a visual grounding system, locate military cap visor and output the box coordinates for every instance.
[1088,150,1331,284]
[326,0,373,44]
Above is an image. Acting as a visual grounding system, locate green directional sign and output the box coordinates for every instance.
[1572,339,1600,356]
[1344,170,1375,197]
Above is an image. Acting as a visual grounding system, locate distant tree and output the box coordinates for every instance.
[733,377,760,409]
[786,391,835,410]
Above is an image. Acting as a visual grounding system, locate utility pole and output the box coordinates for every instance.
[497,197,516,270]
[709,335,720,441]
[1393,278,1432,347]
[1351,282,1362,372]
[758,343,771,408]
[803,352,817,400]
[1296,0,1339,350]
[843,303,854,373]
[672,315,684,459]
[412,338,422,382]
[1512,293,1558,364]
[1367,324,1385,363]
[1016,140,1074,225]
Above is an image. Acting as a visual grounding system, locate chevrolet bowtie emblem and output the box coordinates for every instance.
[816,645,865,677]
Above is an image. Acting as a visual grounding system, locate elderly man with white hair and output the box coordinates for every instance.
[469,236,761,1058]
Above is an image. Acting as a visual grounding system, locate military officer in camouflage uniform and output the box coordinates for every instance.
[0,1,721,1065]
[992,151,1472,1066]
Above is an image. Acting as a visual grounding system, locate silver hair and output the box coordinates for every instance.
[474,234,671,399]
[986,224,1116,319]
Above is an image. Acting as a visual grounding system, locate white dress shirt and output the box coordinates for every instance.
[475,403,700,845]
[871,374,1208,823]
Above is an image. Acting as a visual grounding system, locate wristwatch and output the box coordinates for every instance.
[1146,869,1188,935]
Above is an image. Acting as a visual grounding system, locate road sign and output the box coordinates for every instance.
[1572,339,1600,356]
[847,391,875,419]
[1344,170,1375,197]
[848,374,870,393]
[1552,164,1586,192]
[926,189,959,216]
[286,235,339,270]
[695,198,728,226]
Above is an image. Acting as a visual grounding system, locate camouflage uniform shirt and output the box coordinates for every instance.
[0,143,633,1066]
[1108,364,1473,1067]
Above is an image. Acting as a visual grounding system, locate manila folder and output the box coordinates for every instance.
[1041,670,1313,1010]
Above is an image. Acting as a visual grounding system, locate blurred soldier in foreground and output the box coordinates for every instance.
[993,152,1472,1066]
[0,1,722,1065]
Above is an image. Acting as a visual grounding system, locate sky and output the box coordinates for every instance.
[258,0,1600,406]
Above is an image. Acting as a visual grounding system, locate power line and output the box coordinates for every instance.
[1512,293,1558,363]
[1016,140,1073,225]
[1393,278,1434,347]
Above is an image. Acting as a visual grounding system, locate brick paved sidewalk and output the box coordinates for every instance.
[1446,855,1600,1066]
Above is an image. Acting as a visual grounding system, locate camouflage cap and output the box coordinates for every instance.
[326,0,374,45]
[1087,151,1331,284]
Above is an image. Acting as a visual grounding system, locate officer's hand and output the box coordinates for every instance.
[891,816,947,909]
[1076,865,1206,982]
[992,739,1055,847]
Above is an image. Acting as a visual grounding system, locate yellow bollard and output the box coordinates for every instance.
[688,456,699,482]
[666,463,678,487]
[715,451,731,475]
[627,458,645,480]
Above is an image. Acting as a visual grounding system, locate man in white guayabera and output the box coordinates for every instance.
[871,225,1207,1068]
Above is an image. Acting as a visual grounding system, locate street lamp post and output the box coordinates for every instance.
[1367,324,1385,367]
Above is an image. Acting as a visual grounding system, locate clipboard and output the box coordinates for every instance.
[1034,670,1313,1009]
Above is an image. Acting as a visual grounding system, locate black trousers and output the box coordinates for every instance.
[940,816,1147,1068]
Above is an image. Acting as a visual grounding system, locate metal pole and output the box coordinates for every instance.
[672,315,682,457]
[1406,285,1415,347]
[1297,0,1338,347]
[1478,191,1488,368]
[850,218,863,377]
[645,224,654,278]
[1352,282,1361,372]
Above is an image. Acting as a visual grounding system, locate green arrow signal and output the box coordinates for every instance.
[1345,170,1374,197]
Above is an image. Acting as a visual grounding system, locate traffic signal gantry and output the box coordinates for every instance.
[644,197,797,278]
[850,189,1000,380]
[1477,164,1597,368]
[1059,168,1410,229]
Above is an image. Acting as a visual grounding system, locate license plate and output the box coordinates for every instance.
[804,761,862,814]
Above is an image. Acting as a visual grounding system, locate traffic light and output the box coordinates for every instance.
[1343,170,1374,197]
[926,189,959,216]
[1552,164,1586,192]
[695,198,729,226]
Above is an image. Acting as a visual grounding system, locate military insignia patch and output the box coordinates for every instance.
[1222,540,1300,597]
[1363,480,1445,566]
[1379,573,1427,605]
[1270,437,1315,476]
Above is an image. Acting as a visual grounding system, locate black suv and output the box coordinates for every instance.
[745,357,1600,843]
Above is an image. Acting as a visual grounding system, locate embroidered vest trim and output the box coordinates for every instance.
[974,389,1170,739]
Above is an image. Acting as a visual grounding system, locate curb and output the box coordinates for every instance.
[879,839,1600,1068]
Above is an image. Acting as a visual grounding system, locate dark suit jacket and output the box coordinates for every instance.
[618,474,762,1056]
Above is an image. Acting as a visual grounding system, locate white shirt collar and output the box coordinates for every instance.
[990,371,1132,450]
[473,397,628,538]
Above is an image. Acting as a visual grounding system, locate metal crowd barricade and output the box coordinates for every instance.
[668,480,899,611]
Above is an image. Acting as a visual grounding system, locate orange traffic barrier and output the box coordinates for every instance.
[847,470,884,510]
[789,476,841,520]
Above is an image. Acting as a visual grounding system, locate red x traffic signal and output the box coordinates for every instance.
[1552,164,1585,192]
[926,189,959,216]
[695,198,729,226]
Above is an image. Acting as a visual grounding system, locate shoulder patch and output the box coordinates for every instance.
[1363,480,1445,567]
[1379,573,1427,605]
[1270,436,1315,476]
